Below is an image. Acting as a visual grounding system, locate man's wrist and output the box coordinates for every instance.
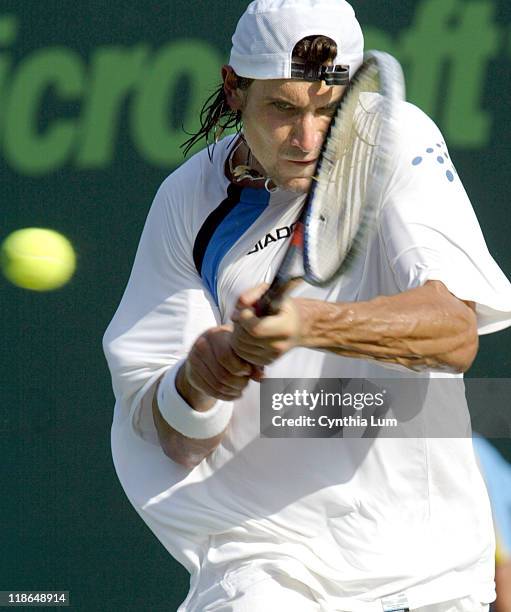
[175,361,215,413]
[156,360,233,440]
[294,298,339,349]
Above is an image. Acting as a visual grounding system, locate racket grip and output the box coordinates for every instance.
[254,284,285,317]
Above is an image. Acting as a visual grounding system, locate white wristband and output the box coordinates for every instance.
[156,360,233,440]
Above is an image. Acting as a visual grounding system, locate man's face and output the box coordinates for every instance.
[239,78,345,193]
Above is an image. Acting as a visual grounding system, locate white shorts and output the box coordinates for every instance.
[187,570,490,612]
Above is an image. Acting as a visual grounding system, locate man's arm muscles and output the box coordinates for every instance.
[297,281,478,372]
[232,280,478,373]
[157,281,479,467]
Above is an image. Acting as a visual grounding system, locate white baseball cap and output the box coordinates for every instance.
[229,0,364,82]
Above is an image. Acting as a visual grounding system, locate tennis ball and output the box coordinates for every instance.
[0,228,76,291]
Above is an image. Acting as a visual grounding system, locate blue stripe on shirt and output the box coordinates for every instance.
[201,187,270,305]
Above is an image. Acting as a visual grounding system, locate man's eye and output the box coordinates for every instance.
[273,102,294,111]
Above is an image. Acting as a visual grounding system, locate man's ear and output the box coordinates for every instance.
[222,65,244,111]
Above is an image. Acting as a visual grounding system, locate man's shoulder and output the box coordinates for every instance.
[358,94,443,155]
[150,136,235,237]
[389,100,447,157]
[394,100,441,136]
[384,99,448,175]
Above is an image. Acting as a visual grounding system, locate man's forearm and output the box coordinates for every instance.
[151,325,254,468]
[296,281,478,372]
[152,366,226,469]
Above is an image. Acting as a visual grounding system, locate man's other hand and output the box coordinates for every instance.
[182,325,258,403]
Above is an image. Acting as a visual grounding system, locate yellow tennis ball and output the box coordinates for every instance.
[1,228,76,291]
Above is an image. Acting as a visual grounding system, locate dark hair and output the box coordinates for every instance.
[180,35,338,158]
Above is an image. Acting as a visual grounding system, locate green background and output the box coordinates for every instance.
[1,1,510,610]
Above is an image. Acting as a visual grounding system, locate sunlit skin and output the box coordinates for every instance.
[223,65,345,193]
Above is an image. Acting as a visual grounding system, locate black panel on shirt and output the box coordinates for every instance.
[192,183,242,276]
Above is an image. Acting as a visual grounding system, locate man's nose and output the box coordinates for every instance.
[289,113,325,153]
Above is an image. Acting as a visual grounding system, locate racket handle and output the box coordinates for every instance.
[254,280,292,317]
[254,291,281,317]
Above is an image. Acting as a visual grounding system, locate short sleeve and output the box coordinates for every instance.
[103,172,225,443]
[379,102,511,335]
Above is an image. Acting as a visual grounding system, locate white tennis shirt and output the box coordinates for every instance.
[103,100,511,611]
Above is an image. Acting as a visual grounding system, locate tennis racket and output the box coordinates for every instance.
[254,50,405,316]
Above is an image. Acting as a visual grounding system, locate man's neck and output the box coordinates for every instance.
[224,136,276,191]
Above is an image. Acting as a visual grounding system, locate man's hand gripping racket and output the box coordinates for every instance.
[254,51,405,318]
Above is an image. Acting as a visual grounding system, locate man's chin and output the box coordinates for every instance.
[274,176,313,194]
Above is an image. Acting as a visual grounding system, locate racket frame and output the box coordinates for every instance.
[254,50,405,316]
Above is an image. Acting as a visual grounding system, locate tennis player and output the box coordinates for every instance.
[103,1,511,610]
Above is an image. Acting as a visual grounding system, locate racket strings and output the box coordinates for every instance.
[309,68,382,282]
